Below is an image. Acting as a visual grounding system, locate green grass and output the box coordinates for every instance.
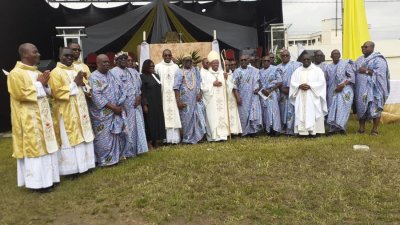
[1,117,400,225]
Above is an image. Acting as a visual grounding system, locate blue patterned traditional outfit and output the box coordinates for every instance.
[173,67,206,144]
[349,52,390,120]
[325,60,354,132]
[259,65,282,133]
[276,61,302,134]
[89,70,125,166]
[316,62,328,77]
[233,66,263,136]
[110,67,148,157]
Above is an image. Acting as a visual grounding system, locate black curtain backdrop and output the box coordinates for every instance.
[0,0,282,132]
[0,0,62,132]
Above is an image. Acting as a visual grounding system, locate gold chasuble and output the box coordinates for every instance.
[8,62,58,159]
[73,60,92,92]
[73,60,91,76]
[49,62,94,147]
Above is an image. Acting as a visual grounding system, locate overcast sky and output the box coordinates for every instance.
[282,0,400,40]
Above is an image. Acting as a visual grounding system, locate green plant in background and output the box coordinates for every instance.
[274,48,284,65]
[174,50,202,68]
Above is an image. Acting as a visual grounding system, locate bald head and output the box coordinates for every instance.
[59,48,73,67]
[365,41,375,48]
[302,53,312,68]
[261,55,271,69]
[314,50,325,64]
[280,50,290,64]
[96,54,108,63]
[330,49,341,64]
[18,43,34,57]
[202,58,209,70]
[362,41,375,57]
[18,43,40,66]
[96,54,110,74]
[68,42,81,60]
[162,49,172,63]
[240,55,249,68]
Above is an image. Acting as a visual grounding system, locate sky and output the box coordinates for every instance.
[282,0,400,40]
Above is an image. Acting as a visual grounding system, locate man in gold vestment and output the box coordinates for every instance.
[8,43,60,190]
[49,48,95,175]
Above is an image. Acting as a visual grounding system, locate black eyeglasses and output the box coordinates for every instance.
[71,48,81,52]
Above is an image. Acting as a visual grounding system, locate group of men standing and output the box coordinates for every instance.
[7,40,390,191]
[8,43,150,190]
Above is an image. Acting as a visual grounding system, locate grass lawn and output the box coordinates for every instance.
[1,117,400,225]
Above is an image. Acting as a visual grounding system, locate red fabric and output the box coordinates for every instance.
[225,49,235,60]
[256,46,263,58]
[106,52,115,66]
[86,53,97,67]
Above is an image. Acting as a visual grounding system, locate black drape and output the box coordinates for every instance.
[0,0,282,132]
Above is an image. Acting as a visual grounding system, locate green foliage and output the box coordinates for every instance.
[1,118,400,224]
[174,50,202,68]
[274,48,284,65]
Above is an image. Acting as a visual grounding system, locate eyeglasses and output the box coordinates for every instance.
[361,45,368,48]
[240,59,247,61]
[163,54,172,57]
[117,56,128,60]
[71,48,81,52]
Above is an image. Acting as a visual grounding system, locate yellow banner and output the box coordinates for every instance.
[122,7,157,52]
[343,0,371,60]
[164,4,197,43]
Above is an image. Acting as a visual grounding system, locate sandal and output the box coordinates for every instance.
[370,130,379,136]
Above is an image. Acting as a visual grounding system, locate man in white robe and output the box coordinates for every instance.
[289,54,328,136]
[200,58,209,80]
[201,51,230,141]
[154,49,182,143]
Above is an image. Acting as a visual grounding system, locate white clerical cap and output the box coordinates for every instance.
[207,51,219,62]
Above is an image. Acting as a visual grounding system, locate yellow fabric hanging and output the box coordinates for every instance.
[381,104,400,124]
[122,7,157,52]
[343,0,371,60]
[164,4,197,43]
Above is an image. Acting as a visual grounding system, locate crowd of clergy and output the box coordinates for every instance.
[7,40,390,191]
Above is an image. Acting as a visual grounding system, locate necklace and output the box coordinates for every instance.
[183,68,195,90]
